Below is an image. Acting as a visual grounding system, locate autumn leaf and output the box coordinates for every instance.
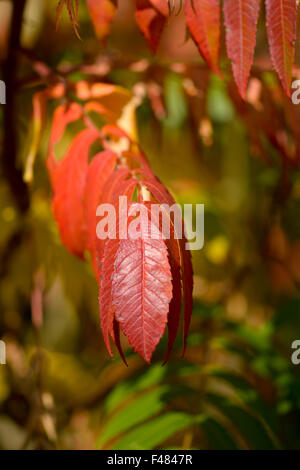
[133,201,183,363]
[266,0,297,97]
[43,89,193,363]
[86,0,117,44]
[24,84,65,184]
[99,237,119,357]
[223,0,260,100]
[46,102,83,186]
[56,0,80,38]
[140,177,193,354]
[84,150,117,257]
[52,128,99,258]
[112,211,173,363]
[185,0,221,76]
[94,167,132,268]
[135,0,168,53]
[98,179,138,357]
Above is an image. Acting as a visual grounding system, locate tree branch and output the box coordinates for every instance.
[2,0,29,212]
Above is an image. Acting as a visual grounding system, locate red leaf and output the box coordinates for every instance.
[99,237,119,356]
[98,181,138,357]
[86,0,117,44]
[95,167,131,265]
[148,0,169,16]
[141,178,193,354]
[52,128,99,258]
[47,103,83,186]
[84,150,117,256]
[135,0,168,53]
[136,201,182,363]
[185,0,221,76]
[178,236,193,354]
[111,178,138,208]
[266,0,297,97]
[113,318,128,366]
[112,216,172,363]
[223,0,260,100]
[145,202,183,360]
[164,257,182,363]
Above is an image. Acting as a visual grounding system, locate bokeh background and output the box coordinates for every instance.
[0,0,300,450]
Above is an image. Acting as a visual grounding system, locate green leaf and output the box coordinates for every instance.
[98,386,169,448]
[206,393,278,450]
[211,371,278,432]
[112,412,193,450]
[201,417,238,450]
[104,364,166,413]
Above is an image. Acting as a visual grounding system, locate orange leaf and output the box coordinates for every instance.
[86,0,117,44]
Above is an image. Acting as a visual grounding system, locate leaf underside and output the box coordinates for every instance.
[112,219,173,363]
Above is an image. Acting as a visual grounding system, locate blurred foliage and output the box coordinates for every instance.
[0,0,299,450]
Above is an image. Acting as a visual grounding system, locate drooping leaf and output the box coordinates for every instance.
[135,0,168,53]
[42,79,194,365]
[84,150,117,256]
[112,212,173,363]
[113,318,128,366]
[206,393,278,450]
[138,200,182,363]
[95,167,131,267]
[98,178,138,356]
[52,128,99,258]
[25,83,66,184]
[223,0,260,99]
[211,371,278,432]
[200,417,239,450]
[86,0,117,44]
[104,364,166,413]
[112,412,193,450]
[97,386,168,448]
[179,236,194,354]
[56,0,80,38]
[141,177,193,354]
[46,102,83,186]
[164,248,182,362]
[265,0,297,97]
[185,0,221,76]
[99,237,119,356]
